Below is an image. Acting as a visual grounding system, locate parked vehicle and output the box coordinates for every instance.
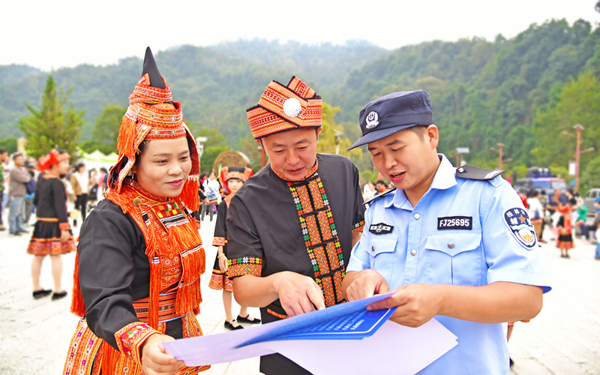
[513,177,567,196]
[583,188,600,217]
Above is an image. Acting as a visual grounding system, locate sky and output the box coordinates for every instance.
[1,0,598,72]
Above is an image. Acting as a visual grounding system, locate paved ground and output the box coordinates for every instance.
[0,213,599,374]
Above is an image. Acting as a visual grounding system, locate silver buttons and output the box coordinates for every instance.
[414,213,421,220]
[448,242,455,249]
[411,249,417,256]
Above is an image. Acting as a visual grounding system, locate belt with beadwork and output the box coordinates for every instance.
[132,291,182,323]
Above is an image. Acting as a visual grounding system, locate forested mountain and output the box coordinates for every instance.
[334,19,600,168]
[213,39,387,93]
[1,18,600,187]
[0,41,383,143]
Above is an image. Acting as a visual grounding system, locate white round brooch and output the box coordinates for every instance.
[283,98,302,118]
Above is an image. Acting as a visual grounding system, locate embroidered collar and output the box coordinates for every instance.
[43,172,59,180]
[271,160,319,182]
[127,178,170,202]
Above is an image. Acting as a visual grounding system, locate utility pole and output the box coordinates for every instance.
[562,124,594,192]
[490,143,510,170]
[575,124,583,192]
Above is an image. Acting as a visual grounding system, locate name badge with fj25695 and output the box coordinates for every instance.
[437,216,472,230]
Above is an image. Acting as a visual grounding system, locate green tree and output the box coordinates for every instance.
[0,137,18,154]
[581,155,600,193]
[240,135,263,172]
[194,128,229,172]
[317,102,362,161]
[92,104,127,152]
[17,75,84,159]
[80,140,116,155]
[531,71,600,169]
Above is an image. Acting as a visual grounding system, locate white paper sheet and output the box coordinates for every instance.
[162,293,457,373]
[264,319,458,375]
[163,293,394,366]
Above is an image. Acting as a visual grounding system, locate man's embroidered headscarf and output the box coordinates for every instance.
[246,76,322,140]
[108,47,200,209]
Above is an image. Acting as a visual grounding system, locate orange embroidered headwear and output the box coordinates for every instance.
[108,47,200,209]
[246,76,322,140]
[38,149,70,172]
[220,166,253,194]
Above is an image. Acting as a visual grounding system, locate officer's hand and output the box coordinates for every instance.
[346,269,389,302]
[367,283,442,327]
[273,271,325,317]
[141,334,186,375]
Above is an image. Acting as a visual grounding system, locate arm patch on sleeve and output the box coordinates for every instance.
[503,207,537,249]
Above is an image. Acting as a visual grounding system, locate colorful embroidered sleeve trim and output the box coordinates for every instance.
[352,220,365,233]
[212,237,226,246]
[267,308,289,320]
[227,257,263,278]
[115,322,161,367]
[59,222,71,231]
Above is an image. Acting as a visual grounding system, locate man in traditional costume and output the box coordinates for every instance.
[63,48,209,375]
[226,76,365,374]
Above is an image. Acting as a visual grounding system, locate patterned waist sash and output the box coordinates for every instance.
[132,291,181,323]
[37,217,59,222]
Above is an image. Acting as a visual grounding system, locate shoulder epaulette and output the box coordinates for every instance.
[363,187,397,206]
[455,165,504,181]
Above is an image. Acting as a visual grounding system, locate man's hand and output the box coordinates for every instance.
[141,334,186,375]
[218,254,228,273]
[345,269,389,301]
[367,283,443,327]
[273,271,325,317]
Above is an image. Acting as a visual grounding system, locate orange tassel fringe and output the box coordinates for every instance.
[148,257,161,328]
[117,115,137,158]
[101,342,122,374]
[69,250,86,317]
[179,177,200,212]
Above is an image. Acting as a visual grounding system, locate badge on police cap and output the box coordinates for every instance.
[365,111,379,129]
[503,207,537,249]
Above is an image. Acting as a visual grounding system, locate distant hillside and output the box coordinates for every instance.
[0,40,383,145]
[335,19,600,166]
[213,39,387,94]
[0,64,42,86]
[0,20,599,176]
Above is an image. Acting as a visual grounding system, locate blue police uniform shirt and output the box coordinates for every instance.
[347,155,551,375]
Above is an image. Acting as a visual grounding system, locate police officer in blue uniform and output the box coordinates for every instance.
[342,90,551,375]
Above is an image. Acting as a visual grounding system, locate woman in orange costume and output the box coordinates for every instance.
[63,48,208,375]
[27,149,76,300]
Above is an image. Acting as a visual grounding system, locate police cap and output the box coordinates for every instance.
[348,90,433,150]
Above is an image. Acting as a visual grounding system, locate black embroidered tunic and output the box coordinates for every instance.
[226,153,365,374]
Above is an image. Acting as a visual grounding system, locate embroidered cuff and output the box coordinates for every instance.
[115,322,161,366]
[59,222,71,231]
[212,237,226,247]
[352,220,365,233]
[227,257,263,278]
